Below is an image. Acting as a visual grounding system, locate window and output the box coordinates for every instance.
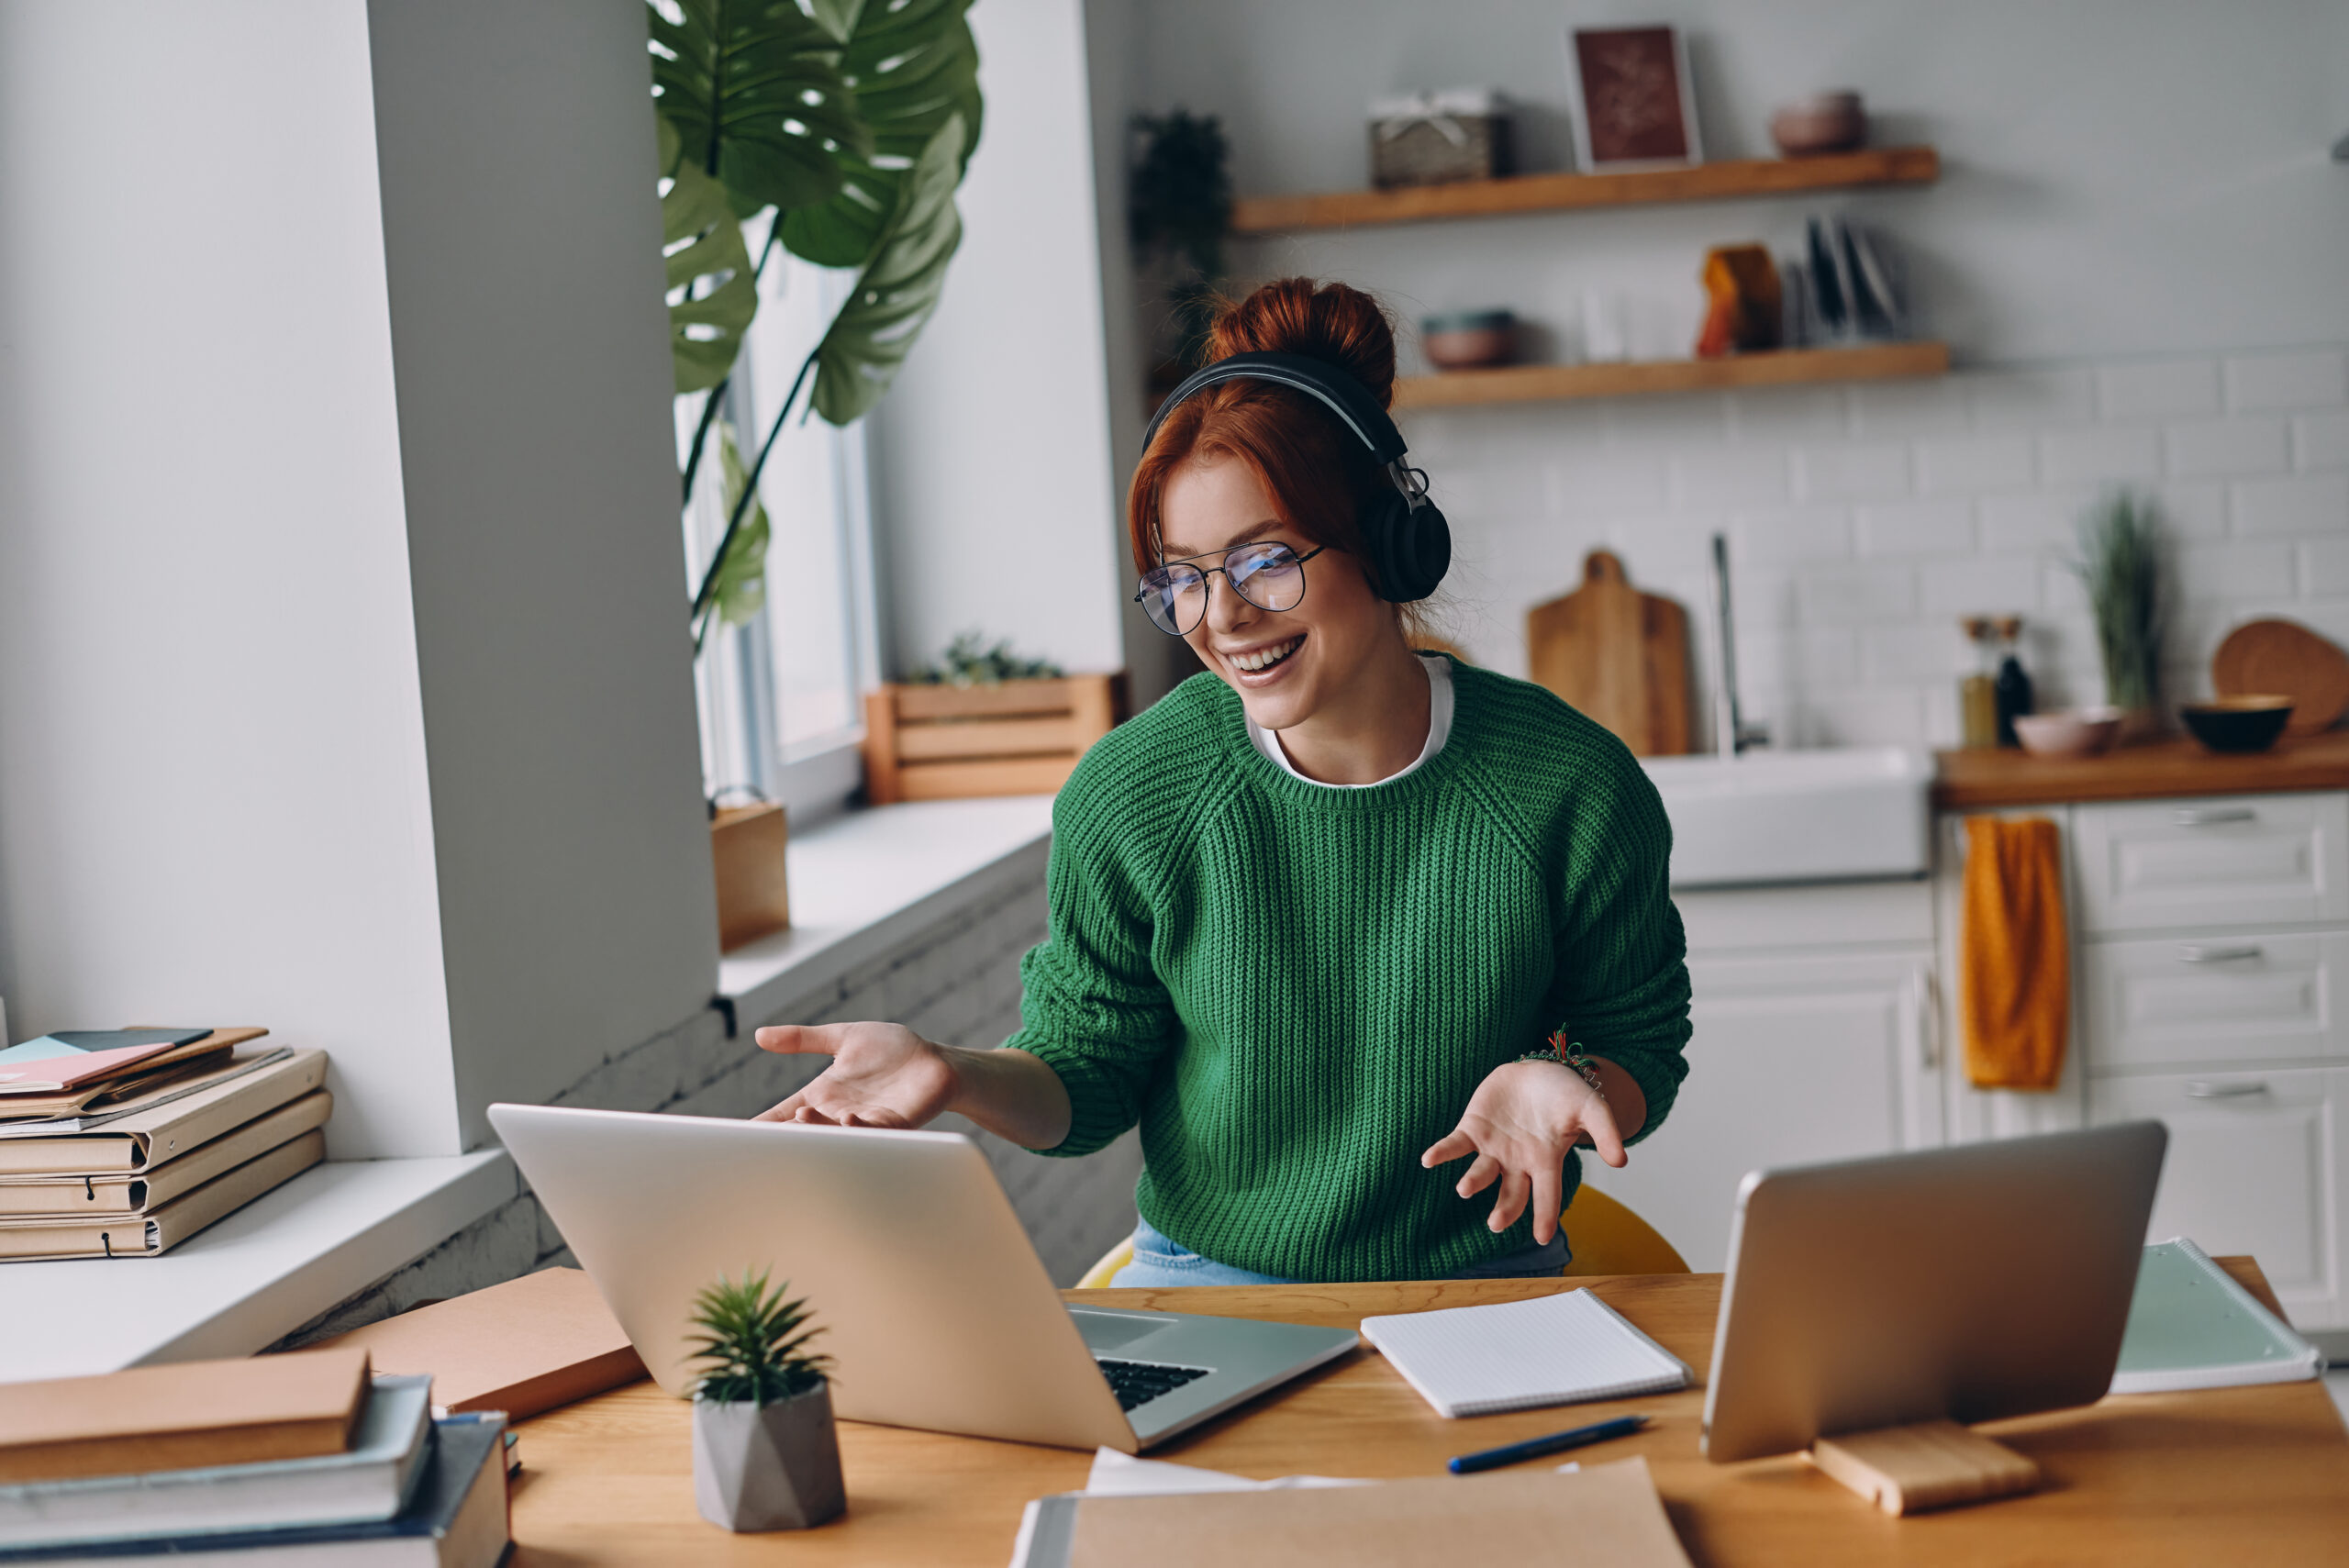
[681,242,879,825]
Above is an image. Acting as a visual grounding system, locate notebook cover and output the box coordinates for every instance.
[0,1095,332,1217]
[309,1266,648,1418]
[0,1050,312,1168]
[0,1032,259,1098]
[0,1130,325,1261]
[0,1378,430,1547]
[2109,1238,2323,1395]
[1361,1287,1690,1418]
[0,1345,368,1485]
[0,1416,507,1565]
[1065,1458,1690,1568]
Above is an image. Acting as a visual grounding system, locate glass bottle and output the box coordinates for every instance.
[1992,616,2034,748]
[1959,617,1999,750]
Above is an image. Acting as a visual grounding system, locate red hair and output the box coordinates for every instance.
[1128,278,1397,573]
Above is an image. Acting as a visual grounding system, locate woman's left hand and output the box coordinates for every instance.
[1419,1061,1626,1245]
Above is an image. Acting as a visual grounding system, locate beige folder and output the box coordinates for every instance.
[0,1049,324,1175]
[0,1130,326,1260]
[1064,1458,1691,1568]
[0,1092,331,1216]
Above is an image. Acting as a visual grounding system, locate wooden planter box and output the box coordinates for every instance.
[862,674,1121,805]
[710,801,790,952]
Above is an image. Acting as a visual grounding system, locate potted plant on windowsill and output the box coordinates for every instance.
[862,634,1123,804]
[686,1270,842,1532]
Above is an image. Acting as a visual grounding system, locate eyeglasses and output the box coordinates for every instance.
[1133,541,1326,636]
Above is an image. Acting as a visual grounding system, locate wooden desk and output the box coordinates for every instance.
[509,1262,2348,1566]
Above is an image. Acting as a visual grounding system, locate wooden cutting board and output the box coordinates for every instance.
[2212,618,2349,735]
[1526,550,1694,756]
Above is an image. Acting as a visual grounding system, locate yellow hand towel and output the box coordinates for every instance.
[1960,816,2070,1091]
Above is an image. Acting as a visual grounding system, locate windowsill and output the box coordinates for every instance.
[0,1151,515,1381]
[718,795,1056,1027]
[1,797,1052,1383]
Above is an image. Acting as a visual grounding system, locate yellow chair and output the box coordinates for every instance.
[1072,1184,1688,1288]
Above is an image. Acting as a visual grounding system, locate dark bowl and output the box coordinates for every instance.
[2179,695,2294,753]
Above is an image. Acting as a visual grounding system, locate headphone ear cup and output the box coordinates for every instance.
[1361,491,1451,603]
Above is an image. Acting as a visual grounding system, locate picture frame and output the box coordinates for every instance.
[1563,25,1702,171]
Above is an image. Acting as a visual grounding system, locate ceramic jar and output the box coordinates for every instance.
[1769,92,1866,157]
[1420,309,1517,370]
[692,1381,846,1531]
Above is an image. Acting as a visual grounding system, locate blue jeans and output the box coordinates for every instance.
[1108,1216,1573,1287]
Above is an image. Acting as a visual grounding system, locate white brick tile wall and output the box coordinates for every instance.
[2042,425,2160,484]
[2226,351,2348,412]
[1857,499,1974,556]
[1419,343,2349,745]
[2165,417,2290,479]
[1794,443,1910,502]
[2099,360,2221,421]
[2299,412,2349,471]
[2235,472,2349,537]
[1915,433,2034,495]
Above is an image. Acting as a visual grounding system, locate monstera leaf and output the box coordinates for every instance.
[661,117,758,395]
[809,112,965,424]
[779,0,980,267]
[650,0,869,217]
[700,421,772,640]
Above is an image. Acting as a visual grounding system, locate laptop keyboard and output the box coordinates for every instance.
[1097,1357,1211,1411]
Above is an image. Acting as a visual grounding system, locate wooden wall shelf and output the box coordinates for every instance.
[1230,147,1939,234]
[1393,341,1950,410]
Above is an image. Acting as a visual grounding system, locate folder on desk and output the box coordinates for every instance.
[1016,1457,1691,1568]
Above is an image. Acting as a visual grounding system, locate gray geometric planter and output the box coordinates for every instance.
[691,1381,846,1531]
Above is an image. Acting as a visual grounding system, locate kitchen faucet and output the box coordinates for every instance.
[1708,533,1770,756]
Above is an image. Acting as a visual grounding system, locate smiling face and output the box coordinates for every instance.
[1157,453,1400,733]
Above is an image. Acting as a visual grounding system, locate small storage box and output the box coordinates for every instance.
[1368,89,1511,188]
[710,802,790,952]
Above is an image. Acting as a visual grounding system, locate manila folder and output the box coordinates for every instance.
[1067,1457,1689,1568]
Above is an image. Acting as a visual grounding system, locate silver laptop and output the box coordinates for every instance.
[1702,1121,2168,1462]
[488,1103,1357,1452]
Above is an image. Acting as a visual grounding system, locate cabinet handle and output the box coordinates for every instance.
[2172,806,2255,828]
[2185,1080,2269,1099]
[2176,944,2264,964]
[1914,966,1942,1071]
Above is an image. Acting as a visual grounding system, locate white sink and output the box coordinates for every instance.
[1639,746,1933,889]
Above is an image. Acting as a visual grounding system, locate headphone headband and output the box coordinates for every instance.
[1141,350,1409,466]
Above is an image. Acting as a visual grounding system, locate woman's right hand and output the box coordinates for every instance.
[751,1022,960,1130]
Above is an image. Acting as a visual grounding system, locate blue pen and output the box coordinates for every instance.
[1447,1412,1648,1474]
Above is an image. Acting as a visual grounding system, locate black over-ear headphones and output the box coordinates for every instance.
[1141,350,1452,604]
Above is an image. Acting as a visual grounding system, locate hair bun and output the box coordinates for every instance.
[1208,278,1397,410]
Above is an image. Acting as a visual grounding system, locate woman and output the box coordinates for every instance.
[756,278,1691,1285]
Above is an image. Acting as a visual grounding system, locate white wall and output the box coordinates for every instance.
[364,0,718,1149]
[0,0,460,1156]
[0,0,718,1156]
[1121,0,2349,746]
[867,0,1131,682]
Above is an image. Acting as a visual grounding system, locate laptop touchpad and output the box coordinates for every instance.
[1070,1308,1177,1353]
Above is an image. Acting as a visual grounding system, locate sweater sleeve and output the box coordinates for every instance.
[1547,763,1693,1147]
[999,789,1182,1158]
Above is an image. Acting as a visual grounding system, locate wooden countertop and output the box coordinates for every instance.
[507,1262,2348,1567]
[1933,730,2349,810]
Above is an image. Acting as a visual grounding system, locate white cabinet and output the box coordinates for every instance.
[1936,789,2349,1329]
[2089,1067,2346,1329]
[1586,882,1940,1273]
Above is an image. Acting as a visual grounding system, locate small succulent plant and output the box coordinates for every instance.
[685,1270,830,1407]
[912,631,1063,687]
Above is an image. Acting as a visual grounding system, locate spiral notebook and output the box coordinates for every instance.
[1361,1288,1690,1418]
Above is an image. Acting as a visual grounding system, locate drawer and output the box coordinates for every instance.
[2088,1065,2343,1318]
[2069,794,2349,934]
[2080,930,2349,1072]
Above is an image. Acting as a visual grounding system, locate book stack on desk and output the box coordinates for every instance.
[0,1031,329,1259]
[0,1347,508,1565]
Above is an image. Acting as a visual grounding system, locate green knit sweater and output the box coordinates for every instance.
[1005,658,1692,1282]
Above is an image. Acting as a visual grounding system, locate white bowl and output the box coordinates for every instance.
[2011,707,2124,759]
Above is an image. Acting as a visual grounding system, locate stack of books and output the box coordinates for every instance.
[0,1347,509,1565]
[0,1029,329,1259]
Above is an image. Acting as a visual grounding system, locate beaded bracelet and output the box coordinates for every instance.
[1512,1030,1608,1099]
